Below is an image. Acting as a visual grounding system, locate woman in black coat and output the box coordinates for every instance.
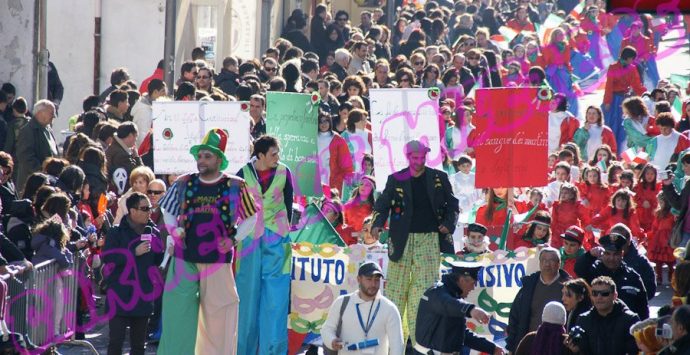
[102,192,163,355]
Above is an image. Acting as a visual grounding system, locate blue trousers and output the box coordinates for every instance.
[235,228,292,355]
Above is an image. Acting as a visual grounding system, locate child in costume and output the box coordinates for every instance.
[648,192,676,285]
[634,164,660,233]
[457,222,490,257]
[551,183,590,249]
[559,225,587,277]
[590,188,645,241]
[517,211,552,249]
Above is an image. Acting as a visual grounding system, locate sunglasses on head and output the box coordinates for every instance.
[591,290,612,297]
[147,190,165,195]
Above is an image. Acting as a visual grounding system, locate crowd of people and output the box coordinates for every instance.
[1,0,690,354]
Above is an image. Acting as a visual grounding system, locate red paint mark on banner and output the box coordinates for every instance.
[474,88,549,188]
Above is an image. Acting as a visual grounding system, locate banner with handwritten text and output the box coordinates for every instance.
[370,88,442,191]
[151,101,251,174]
[266,92,320,197]
[474,88,549,188]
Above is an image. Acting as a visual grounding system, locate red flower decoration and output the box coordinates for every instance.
[310,94,321,105]
[428,87,441,100]
[240,102,249,111]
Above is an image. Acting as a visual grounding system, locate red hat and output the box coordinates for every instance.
[560,225,585,244]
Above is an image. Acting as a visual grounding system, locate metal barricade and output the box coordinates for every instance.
[6,258,97,353]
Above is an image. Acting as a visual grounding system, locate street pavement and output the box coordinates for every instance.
[57,20,689,355]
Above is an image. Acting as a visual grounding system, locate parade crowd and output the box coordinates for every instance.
[2,0,690,354]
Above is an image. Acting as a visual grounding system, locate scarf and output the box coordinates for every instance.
[528,52,538,63]
[560,247,585,267]
[530,322,565,355]
[556,42,566,52]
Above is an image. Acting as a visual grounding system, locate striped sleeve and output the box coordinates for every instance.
[159,182,181,217]
[236,182,258,221]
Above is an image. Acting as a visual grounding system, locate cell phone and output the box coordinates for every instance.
[659,170,669,181]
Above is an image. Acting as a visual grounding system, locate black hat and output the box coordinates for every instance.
[449,260,482,280]
[599,232,627,251]
[358,261,384,278]
[467,223,488,235]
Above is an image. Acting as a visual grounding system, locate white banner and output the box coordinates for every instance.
[152,101,250,174]
[370,88,442,191]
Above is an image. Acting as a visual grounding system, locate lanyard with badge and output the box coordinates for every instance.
[349,300,381,353]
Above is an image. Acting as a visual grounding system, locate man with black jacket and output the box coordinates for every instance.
[506,247,571,352]
[662,305,690,354]
[574,232,650,320]
[568,276,640,354]
[415,261,505,355]
[611,223,656,300]
[371,139,459,346]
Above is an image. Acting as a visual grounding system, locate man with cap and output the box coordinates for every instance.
[322,261,404,354]
[611,223,656,300]
[158,128,259,355]
[415,261,506,355]
[559,225,586,277]
[574,229,650,319]
[371,138,459,345]
[234,134,294,354]
[506,247,571,352]
[458,222,490,256]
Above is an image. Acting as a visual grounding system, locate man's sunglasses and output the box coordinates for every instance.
[591,290,612,297]
[147,190,165,195]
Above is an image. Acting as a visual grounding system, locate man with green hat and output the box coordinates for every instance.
[158,128,258,355]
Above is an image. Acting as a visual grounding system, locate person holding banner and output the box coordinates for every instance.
[235,134,294,354]
[415,261,505,355]
[158,128,258,355]
[371,139,459,346]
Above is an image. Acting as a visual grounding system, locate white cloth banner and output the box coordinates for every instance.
[152,101,250,174]
[370,88,442,191]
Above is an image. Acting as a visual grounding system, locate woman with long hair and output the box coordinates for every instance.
[317,109,353,195]
[343,176,375,234]
[561,279,592,330]
[622,96,659,151]
[421,64,443,89]
[475,188,518,250]
[341,109,372,175]
[574,106,618,160]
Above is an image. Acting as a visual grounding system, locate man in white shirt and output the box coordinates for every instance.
[322,262,404,355]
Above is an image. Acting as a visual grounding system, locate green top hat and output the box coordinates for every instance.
[190,128,229,170]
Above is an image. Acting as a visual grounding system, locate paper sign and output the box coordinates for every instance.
[151,101,250,174]
[370,88,442,191]
[474,88,549,188]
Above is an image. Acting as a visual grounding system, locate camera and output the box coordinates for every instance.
[346,338,379,351]
[568,326,586,346]
[657,318,673,339]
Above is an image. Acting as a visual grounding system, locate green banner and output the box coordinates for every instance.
[266,92,321,197]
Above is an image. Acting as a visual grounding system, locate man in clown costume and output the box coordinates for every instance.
[235,134,294,354]
[158,128,258,355]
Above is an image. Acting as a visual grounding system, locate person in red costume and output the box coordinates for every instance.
[589,188,645,241]
[633,164,660,233]
[475,188,517,250]
[515,211,552,250]
[648,191,676,285]
[343,175,375,234]
[578,166,611,243]
[559,226,587,277]
[321,198,357,245]
[506,6,536,33]
[551,183,590,249]
[602,47,647,152]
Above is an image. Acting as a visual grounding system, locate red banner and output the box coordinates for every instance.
[474,88,549,188]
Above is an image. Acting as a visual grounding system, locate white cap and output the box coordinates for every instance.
[542,301,566,326]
